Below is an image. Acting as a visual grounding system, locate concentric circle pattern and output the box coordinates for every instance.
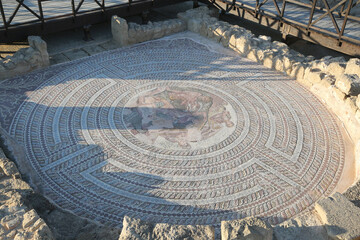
[10,38,345,226]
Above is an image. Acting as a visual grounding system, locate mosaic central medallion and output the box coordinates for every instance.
[0,38,345,230]
[122,85,236,150]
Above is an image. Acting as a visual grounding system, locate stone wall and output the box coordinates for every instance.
[0,148,54,240]
[112,17,186,46]
[0,36,49,81]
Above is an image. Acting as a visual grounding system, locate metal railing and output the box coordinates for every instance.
[0,0,185,42]
[0,0,142,30]
[208,0,360,55]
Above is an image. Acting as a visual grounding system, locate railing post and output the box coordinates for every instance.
[307,0,317,35]
[0,0,7,31]
[339,0,353,45]
[37,0,44,29]
[71,0,76,20]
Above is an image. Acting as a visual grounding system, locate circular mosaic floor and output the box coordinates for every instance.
[9,38,345,226]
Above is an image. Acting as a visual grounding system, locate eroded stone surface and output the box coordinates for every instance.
[315,192,360,240]
[274,211,328,240]
[221,217,272,240]
[0,36,346,231]
[119,216,215,240]
[335,74,360,96]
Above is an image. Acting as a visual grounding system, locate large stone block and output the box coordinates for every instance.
[263,51,276,69]
[152,22,165,39]
[221,217,273,240]
[247,48,260,62]
[188,18,202,33]
[119,216,214,240]
[28,36,49,66]
[212,24,230,43]
[112,16,129,47]
[119,216,153,240]
[274,212,328,240]
[206,22,222,39]
[221,28,238,47]
[22,209,39,228]
[304,68,326,85]
[335,74,360,96]
[153,223,215,240]
[274,56,285,72]
[271,41,289,54]
[315,192,360,240]
[344,96,358,116]
[235,35,252,56]
[345,58,360,77]
[327,62,346,77]
[356,94,360,109]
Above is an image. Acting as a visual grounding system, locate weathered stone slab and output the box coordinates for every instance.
[221,217,273,240]
[112,16,129,47]
[119,216,153,240]
[327,62,346,77]
[274,212,328,240]
[119,216,214,240]
[315,192,360,240]
[335,74,360,96]
[304,68,326,85]
[345,58,360,77]
[153,223,215,240]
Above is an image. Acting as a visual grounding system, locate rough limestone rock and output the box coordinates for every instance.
[315,192,360,240]
[274,211,328,240]
[235,35,252,56]
[22,209,39,228]
[188,18,203,33]
[305,68,326,85]
[345,58,360,77]
[356,94,360,109]
[119,216,215,240]
[1,36,49,80]
[153,223,215,240]
[344,96,358,115]
[221,217,273,240]
[119,216,153,240]
[263,51,276,69]
[0,148,19,177]
[335,74,360,96]
[327,61,346,77]
[112,16,129,47]
[0,148,54,240]
[271,41,289,54]
[28,36,50,67]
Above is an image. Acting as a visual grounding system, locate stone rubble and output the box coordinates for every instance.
[0,36,49,81]
[0,148,54,240]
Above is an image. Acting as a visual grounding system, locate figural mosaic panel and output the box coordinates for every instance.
[0,38,345,227]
